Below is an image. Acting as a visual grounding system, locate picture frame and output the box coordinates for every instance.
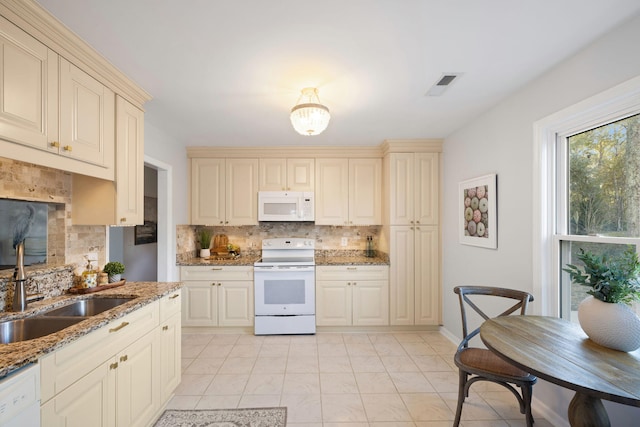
[134,221,157,245]
[459,174,497,249]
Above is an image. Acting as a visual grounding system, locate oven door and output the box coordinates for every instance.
[254,265,315,316]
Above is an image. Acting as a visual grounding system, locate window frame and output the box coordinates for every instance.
[533,75,640,317]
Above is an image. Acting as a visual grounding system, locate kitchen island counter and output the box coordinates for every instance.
[0,281,182,378]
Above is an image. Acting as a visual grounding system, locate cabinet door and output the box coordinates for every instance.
[218,281,253,326]
[259,158,287,190]
[349,158,382,225]
[415,153,439,225]
[316,280,352,326]
[114,96,144,226]
[389,226,415,325]
[352,280,389,326]
[0,16,57,151]
[287,158,315,191]
[59,58,114,167]
[388,153,415,225]
[414,225,440,325]
[226,158,259,225]
[41,360,115,427]
[182,281,218,326]
[116,330,160,427]
[191,158,225,225]
[160,313,181,403]
[315,158,349,225]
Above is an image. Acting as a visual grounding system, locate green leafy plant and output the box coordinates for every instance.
[563,247,640,305]
[199,229,212,249]
[103,261,125,276]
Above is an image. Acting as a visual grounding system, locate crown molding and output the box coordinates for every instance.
[381,139,443,155]
[0,0,151,109]
[187,145,384,159]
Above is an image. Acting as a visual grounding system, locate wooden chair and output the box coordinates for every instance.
[453,286,537,427]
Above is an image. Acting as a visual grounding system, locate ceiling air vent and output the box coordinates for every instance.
[426,73,462,96]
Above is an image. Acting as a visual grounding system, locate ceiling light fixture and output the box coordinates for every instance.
[290,87,330,136]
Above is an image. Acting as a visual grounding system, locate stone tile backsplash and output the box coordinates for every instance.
[176,223,382,261]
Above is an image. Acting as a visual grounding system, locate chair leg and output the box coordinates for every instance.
[453,370,468,427]
[522,383,535,426]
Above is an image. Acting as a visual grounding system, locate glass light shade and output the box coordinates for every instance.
[290,88,331,136]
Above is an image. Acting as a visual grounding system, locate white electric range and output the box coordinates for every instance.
[253,238,316,335]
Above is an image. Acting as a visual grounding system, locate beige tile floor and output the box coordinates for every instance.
[169,331,553,427]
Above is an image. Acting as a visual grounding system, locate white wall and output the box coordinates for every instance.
[442,13,640,425]
[144,122,188,226]
[143,121,188,280]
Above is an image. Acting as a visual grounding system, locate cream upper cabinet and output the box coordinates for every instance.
[349,158,382,225]
[0,33,115,180]
[316,265,389,326]
[191,158,258,225]
[70,96,144,226]
[259,158,314,191]
[113,96,144,226]
[191,158,225,225]
[226,158,259,225]
[315,158,381,225]
[389,225,440,325]
[59,58,115,168]
[0,2,150,182]
[0,15,57,151]
[388,152,439,226]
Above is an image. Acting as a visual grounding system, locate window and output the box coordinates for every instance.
[534,76,640,319]
[557,114,640,320]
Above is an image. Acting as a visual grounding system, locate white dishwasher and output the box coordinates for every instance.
[0,364,40,427]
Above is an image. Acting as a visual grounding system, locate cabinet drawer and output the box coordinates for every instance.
[317,265,388,281]
[160,289,182,322]
[40,301,159,403]
[180,266,253,281]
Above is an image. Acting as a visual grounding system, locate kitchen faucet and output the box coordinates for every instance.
[12,242,43,311]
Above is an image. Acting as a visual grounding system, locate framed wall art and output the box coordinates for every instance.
[459,174,497,249]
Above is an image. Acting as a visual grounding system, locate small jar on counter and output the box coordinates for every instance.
[98,272,109,285]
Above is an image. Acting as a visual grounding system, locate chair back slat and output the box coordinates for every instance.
[454,286,534,347]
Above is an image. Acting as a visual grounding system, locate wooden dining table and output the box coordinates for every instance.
[480,315,640,427]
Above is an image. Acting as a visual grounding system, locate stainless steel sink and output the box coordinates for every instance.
[0,316,85,344]
[42,297,135,317]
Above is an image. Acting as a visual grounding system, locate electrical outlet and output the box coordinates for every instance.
[341,237,348,246]
[87,252,98,261]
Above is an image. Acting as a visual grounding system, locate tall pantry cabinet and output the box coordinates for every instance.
[382,140,442,326]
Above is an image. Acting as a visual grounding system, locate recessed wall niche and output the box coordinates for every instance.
[0,157,107,271]
[0,199,48,269]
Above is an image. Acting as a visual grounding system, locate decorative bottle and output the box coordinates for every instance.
[81,258,97,288]
[366,236,375,257]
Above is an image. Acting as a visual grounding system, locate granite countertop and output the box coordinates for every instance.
[177,252,389,266]
[0,281,182,378]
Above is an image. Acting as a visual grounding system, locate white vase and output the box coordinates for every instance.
[200,248,211,258]
[108,273,121,283]
[578,295,640,352]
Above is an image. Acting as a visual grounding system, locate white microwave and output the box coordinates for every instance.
[258,191,314,222]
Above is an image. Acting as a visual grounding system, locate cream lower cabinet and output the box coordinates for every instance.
[159,291,182,403]
[181,266,253,327]
[316,265,389,326]
[41,293,181,427]
[389,225,440,325]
